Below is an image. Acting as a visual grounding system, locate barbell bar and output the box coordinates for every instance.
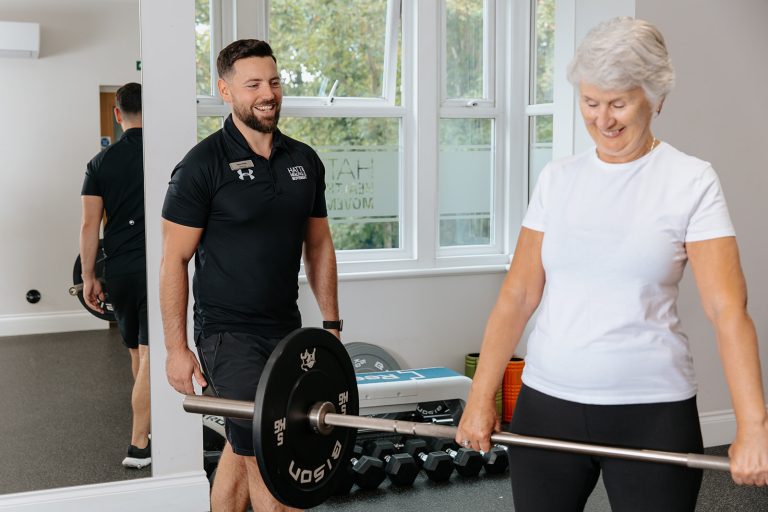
[181,328,731,509]
[184,395,730,472]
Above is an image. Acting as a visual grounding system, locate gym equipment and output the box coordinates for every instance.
[401,439,454,482]
[431,438,484,477]
[356,367,471,417]
[70,241,116,322]
[345,342,401,373]
[346,341,402,422]
[481,445,509,475]
[182,328,732,509]
[382,452,419,486]
[362,440,419,486]
[202,414,226,451]
[335,445,386,494]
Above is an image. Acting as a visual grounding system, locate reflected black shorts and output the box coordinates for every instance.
[195,331,283,456]
[106,272,148,349]
[506,385,704,512]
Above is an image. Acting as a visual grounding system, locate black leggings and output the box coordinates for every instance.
[507,385,703,512]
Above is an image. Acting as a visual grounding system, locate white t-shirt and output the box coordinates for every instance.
[521,142,735,404]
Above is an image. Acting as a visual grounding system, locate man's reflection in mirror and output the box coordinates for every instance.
[79,82,151,469]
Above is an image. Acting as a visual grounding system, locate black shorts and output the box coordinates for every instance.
[195,331,283,456]
[107,272,148,349]
[507,385,703,512]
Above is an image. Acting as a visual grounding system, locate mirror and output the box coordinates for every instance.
[0,0,149,493]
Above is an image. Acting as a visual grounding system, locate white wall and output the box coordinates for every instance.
[298,271,504,370]
[633,0,768,437]
[0,0,141,336]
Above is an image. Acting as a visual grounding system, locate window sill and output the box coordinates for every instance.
[299,262,508,283]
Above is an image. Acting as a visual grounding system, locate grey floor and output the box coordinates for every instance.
[1,329,767,511]
[0,328,148,494]
[316,444,768,511]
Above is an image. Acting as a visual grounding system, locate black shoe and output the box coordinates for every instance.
[122,439,151,469]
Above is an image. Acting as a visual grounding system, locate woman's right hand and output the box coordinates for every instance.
[455,392,501,453]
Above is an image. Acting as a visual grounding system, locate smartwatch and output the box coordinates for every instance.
[322,320,343,332]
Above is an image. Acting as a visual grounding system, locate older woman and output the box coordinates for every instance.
[456,17,768,511]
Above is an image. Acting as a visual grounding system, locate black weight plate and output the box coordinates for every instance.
[345,342,402,421]
[254,328,359,509]
[344,342,401,373]
[72,241,115,322]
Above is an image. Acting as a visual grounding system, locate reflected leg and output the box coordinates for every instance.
[210,443,249,512]
[130,344,151,448]
[128,347,139,380]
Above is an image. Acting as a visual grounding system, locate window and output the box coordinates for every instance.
[439,119,493,247]
[527,0,555,196]
[280,117,401,251]
[439,0,498,252]
[195,1,545,274]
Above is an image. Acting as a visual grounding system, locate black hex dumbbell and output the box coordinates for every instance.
[481,445,509,474]
[402,438,454,482]
[364,439,420,487]
[431,438,484,477]
[335,444,386,494]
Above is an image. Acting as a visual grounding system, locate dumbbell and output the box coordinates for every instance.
[481,445,509,474]
[401,438,454,482]
[431,438,484,477]
[363,439,420,487]
[335,444,386,494]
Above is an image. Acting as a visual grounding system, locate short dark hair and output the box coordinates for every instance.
[115,82,141,115]
[217,39,277,79]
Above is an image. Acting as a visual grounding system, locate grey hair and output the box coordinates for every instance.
[567,17,675,108]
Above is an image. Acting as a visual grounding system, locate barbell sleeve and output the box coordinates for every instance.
[183,395,254,420]
[182,395,730,472]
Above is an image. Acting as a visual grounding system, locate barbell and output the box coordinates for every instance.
[182,328,731,509]
[70,240,116,322]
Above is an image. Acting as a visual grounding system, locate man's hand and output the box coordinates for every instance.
[166,347,207,395]
[82,277,105,314]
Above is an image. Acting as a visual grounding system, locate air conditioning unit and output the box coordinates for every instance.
[0,21,40,58]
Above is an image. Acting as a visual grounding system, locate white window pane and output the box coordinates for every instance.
[197,116,223,142]
[528,115,552,196]
[439,118,493,246]
[445,0,486,99]
[195,0,213,96]
[281,117,401,250]
[531,0,555,104]
[269,1,396,99]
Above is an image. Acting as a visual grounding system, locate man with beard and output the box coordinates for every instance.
[160,39,340,511]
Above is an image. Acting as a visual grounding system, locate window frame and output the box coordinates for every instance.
[195,0,538,276]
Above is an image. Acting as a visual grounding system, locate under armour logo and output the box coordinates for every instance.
[237,169,254,181]
[300,348,316,372]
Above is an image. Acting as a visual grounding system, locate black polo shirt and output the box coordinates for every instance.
[81,128,146,278]
[162,115,327,338]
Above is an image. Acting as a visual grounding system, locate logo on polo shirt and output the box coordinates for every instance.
[236,169,254,181]
[229,160,255,181]
[287,165,307,181]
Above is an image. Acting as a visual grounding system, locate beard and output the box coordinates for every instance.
[233,100,281,133]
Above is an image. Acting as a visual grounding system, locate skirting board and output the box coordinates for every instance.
[0,311,108,337]
[0,472,209,512]
[700,409,737,447]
